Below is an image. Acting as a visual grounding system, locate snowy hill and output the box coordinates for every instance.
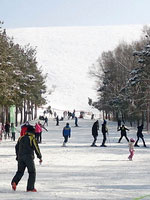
[7,25,143,112]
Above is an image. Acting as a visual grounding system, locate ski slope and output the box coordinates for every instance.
[7,25,143,112]
[0,118,150,200]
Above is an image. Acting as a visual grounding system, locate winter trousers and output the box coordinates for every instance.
[128,150,134,160]
[64,135,69,143]
[91,135,97,146]
[135,136,146,147]
[118,134,129,143]
[11,155,36,191]
[35,132,42,143]
[102,132,107,146]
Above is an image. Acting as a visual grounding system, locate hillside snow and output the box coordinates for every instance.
[7,25,143,112]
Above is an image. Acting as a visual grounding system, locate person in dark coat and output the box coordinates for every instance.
[62,123,71,147]
[134,124,146,147]
[4,122,10,139]
[100,120,108,147]
[56,116,59,126]
[118,124,129,143]
[117,119,121,130]
[11,125,42,192]
[91,120,99,147]
[75,117,78,127]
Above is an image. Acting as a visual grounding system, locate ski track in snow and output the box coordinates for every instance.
[0,118,150,200]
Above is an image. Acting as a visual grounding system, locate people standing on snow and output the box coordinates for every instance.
[75,117,78,127]
[100,120,108,147]
[11,123,16,141]
[62,123,71,147]
[11,125,42,192]
[117,119,121,130]
[118,124,129,143]
[91,120,99,147]
[134,124,146,147]
[4,122,10,139]
[56,116,59,126]
[43,116,48,126]
[35,122,42,143]
[128,138,135,161]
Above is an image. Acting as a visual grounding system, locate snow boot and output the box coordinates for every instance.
[62,142,66,147]
[27,188,37,192]
[11,182,16,191]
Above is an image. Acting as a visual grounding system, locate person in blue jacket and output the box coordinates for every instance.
[62,123,71,147]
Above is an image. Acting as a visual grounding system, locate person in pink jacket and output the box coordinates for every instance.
[35,122,42,143]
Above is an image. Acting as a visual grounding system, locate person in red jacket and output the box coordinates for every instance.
[35,122,42,143]
[20,121,29,136]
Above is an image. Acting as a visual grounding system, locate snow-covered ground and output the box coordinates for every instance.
[0,118,150,200]
[7,25,143,113]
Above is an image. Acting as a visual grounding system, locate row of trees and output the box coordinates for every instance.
[90,26,150,128]
[0,21,47,125]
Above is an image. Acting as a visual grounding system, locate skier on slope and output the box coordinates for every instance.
[118,124,129,143]
[62,123,71,147]
[134,124,146,147]
[100,120,108,147]
[11,125,42,192]
[91,120,99,147]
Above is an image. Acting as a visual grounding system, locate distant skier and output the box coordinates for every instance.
[118,124,129,143]
[11,123,16,141]
[100,120,108,147]
[134,124,146,147]
[43,116,48,126]
[62,123,71,147]
[56,116,59,126]
[117,119,121,130]
[91,120,99,147]
[128,138,135,161]
[75,117,78,127]
[4,122,10,139]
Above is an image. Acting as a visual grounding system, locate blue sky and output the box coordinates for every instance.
[0,0,150,28]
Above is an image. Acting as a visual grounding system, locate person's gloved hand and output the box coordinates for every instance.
[39,159,42,164]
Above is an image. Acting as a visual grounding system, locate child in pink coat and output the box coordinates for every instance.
[128,138,135,161]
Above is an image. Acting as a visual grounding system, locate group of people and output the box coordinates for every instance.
[10,117,147,193]
[20,121,48,143]
[91,119,147,161]
[0,122,17,141]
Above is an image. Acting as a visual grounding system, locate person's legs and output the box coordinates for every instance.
[141,136,146,147]
[118,135,123,143]
[101,133,106,146]
[91,135,97,146]
[134,137,140,146]
[26,158,36,191]
[39,132,42,143]
[11,159,26,186]
[125,135,129,142]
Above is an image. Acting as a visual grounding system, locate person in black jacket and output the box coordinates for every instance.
[91,120,99,147]
[134,124,146,147]
[118,124,129,143]
[11,125,42,192]
[100,120,108,147]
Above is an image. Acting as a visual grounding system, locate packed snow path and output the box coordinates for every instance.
[0,118,150,200]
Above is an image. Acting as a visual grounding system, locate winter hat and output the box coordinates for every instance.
[130,138,135,142]
[27,125,35,134]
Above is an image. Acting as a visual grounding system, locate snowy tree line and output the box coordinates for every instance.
[0,22,46,125]
[90,26,150,129]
